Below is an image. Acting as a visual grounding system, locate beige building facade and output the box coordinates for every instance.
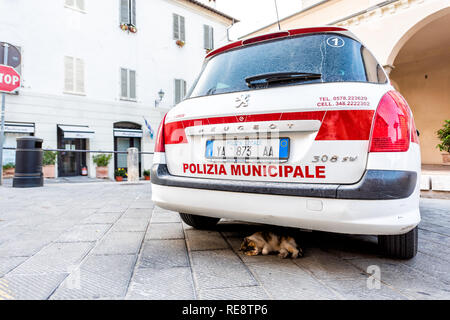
[242,0,450,165]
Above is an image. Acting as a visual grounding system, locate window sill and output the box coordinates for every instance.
[63,91,86,96]
[120,97,137,102]
[64,5,87,14]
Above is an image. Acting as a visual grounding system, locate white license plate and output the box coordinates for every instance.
[205,138,289,160]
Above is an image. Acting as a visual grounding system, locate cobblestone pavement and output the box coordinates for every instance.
[0,181,449,300]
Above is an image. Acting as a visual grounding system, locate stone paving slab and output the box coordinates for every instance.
[346,258,450,299]
[139,240,189,269]
[247,263,339,300]
[57,224,111,242]
[145,223,184,240]
[126,267,196,300]
[198,286,270,300]
[50,254,137,299]
[185,229,229,251]
[190,249,257,290]
[292,248,367,280]
[80,213,123,224]
[0,257,28,277]
[150,209,181,224]
[321,278,408,300]
[109,218,149,232]
[1,273,68,300]
[92,232,144,256]
[10,242,95,275]
[121,208,152,220]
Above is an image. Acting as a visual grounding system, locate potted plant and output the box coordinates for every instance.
[114,168,127,181]
[437,119,450,165]
[143,169,150,180]
[42,149,57,178]
[2,163,15,178]
[93,154,112,178]
[129,25,137,33]
[176,39,185,47]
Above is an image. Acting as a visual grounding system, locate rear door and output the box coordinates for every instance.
[164,32,391,184]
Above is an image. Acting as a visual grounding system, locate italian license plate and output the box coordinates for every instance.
[205,138,289,160]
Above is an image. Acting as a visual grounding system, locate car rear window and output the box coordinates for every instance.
[187,33,387,99]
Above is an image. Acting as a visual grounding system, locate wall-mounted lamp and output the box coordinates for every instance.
[155,89,165,107]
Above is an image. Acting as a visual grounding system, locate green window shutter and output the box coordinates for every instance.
[131,0,136,26]
[120,0,130,24]
[129,70,136,99]
[76,0,85,11]
[121,68,128,98]
[174,79,181,104]
[75,58,85,93]
[180,16,185,41]
[203,25,209,49]
[64,56,74,92]
[210,26,214,49]
[173,14,179,40]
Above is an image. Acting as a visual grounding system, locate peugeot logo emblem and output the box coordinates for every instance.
[235,94,250,108]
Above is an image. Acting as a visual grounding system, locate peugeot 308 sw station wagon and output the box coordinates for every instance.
[151,27,421,259]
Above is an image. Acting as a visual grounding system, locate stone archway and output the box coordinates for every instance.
[389,8,450,165]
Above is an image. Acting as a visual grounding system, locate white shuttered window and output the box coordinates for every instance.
[64,56,85,94]
[203,25,214,50]
[173,14,185,41]
[174,79,186,105]
[121,68,137,100]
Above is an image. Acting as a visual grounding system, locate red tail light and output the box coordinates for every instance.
[369,91,411,152]
[154,114,167,152]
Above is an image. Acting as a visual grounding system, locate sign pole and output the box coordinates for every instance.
[0,43,9,186]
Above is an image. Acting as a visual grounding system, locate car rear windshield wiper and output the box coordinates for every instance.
[245,72,322,87]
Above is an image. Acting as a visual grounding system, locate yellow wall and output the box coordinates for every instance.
[390,52,450,164]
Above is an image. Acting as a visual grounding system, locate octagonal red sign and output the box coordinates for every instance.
[0,64,20,93]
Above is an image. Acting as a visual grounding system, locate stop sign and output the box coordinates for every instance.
[0,64,20,93]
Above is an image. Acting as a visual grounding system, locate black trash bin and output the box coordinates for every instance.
[13,137,44,188]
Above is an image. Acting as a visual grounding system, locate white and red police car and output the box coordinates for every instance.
[151,27,421,259]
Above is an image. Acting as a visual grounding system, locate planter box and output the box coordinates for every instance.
[2,168,15,178]
[115,176,124,182]
[43,165,55,178]
[96,166,109,179]
[144,175,150,181]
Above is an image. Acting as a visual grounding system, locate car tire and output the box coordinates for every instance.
[179,213,220,230]
[378,226,418,259]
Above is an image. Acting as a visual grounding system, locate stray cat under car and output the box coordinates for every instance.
[240,231,303,259]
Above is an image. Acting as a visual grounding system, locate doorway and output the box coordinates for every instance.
[113,122,142,176]
[57,136,86,177]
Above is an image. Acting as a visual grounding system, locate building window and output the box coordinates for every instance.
[64,56,85,94]
[121,68,136,100]
[120,0,136,26]
[204,25,214,50]
[65,0,85,12]
[174,79,186,105]
[173,14,185,42]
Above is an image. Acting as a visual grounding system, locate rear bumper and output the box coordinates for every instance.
[151,164,420,235]
[151,183,420,235]
[151,164,417,200]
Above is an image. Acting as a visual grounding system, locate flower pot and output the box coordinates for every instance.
[2,168,14,178]
[144,175,150,181]
[115,176,124,182]
[43,165,55,178]
[96,166,109,179]
[442,153,450,165]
